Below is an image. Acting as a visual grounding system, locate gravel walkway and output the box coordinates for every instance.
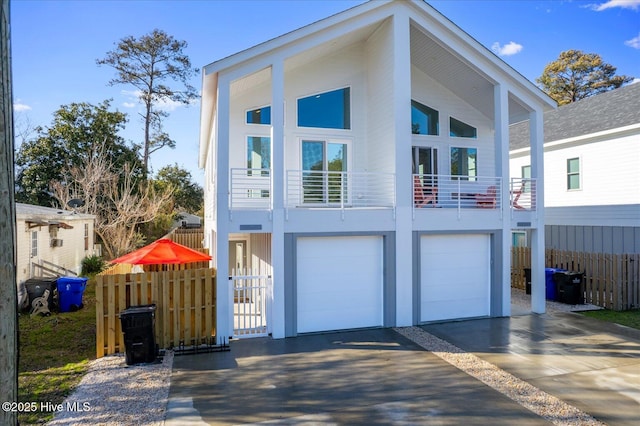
[48,293,603,425]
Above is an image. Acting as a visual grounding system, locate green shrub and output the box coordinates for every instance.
[81,255,105,276]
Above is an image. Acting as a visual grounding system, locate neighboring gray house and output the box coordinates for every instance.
[510,83,640,254]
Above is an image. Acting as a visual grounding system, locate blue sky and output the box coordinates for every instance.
[11,0,640,182]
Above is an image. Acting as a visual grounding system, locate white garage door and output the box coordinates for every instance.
[420,234,490,322]
[297,236,384,333]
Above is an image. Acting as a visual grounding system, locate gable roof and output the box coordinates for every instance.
[200,0,556,166]
[510,82,640,150]
[16,203,95,221]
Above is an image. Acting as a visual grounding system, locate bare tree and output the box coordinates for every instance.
[0,0,18,423]
[52,142,174,259]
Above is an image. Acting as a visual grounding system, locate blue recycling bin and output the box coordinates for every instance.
[544,268,565,301]
[57,276,88,312]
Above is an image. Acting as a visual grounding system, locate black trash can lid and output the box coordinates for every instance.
[119,304,156,316]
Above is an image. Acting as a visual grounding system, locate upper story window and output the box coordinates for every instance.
[451,147,477,181]
[297,87,350,130]
[411,100,439,135]
[567,157,580,190]
[246,106,271,125]
[450,117,477,138]
[247,136,271,175]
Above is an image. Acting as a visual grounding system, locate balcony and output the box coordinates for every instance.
[230,168,271,210]
[413,174,502,211]
[286,170,396,211]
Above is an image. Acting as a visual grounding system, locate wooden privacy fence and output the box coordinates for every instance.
[511,247,640,311]
[95,268,217,357]
[165,228,204,249]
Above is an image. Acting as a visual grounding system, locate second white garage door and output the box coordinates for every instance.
[420,234,491,322]
[297,236,384,334]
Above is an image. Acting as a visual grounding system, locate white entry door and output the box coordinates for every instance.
[297,236,383,333]
[420,234,490,322]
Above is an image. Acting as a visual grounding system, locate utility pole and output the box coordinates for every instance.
[0,0,18,424]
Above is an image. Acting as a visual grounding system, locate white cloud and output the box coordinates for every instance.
[625,33,640,48]
[122,102,137,108]
[491,41,523,56]
[591,0,640,11]
[119,89,187,112]
[13,101,31,112]
[630,78,640,85]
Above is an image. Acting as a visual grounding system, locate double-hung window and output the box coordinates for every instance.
[567,158,580,190]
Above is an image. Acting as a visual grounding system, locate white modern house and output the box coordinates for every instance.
[16,203,96,284]
[199,0,556,340]
[510,82,640,254]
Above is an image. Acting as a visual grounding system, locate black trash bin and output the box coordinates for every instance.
[553,272,584,305]
[119,304,158,365]
[24,277,58,314]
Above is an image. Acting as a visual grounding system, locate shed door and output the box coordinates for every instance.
[420,234,490,322]
[297,236,383,333]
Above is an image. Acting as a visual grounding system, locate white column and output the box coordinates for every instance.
[270,58,286,338]
[494,83,511,316]
[215,73,231,343]
[393,10,413,326]
[530,108,546,313]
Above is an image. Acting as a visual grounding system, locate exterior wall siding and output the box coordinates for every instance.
[546,224,640,255]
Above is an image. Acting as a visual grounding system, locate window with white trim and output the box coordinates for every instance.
[297,87,351,129]
[567,157,580,190]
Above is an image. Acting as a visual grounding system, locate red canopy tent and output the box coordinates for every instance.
[110,238,211,265]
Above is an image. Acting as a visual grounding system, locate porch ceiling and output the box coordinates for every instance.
[410,24,532,125]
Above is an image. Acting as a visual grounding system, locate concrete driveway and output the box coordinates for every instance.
[166,313,640,425]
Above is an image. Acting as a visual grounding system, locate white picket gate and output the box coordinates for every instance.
[230,269,272,338]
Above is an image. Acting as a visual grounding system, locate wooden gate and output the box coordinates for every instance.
[230,269,271,338]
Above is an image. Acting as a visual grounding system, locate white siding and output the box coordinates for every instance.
[514,132,640,208]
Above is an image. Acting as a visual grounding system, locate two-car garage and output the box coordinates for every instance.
[288,232,493,336]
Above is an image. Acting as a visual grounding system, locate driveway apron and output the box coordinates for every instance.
[423,312,640,426]
[166,328,549,425]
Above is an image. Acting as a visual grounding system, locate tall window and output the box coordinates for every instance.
[451,147,477,181]
[302,140,347,203]
[31,231,38,257]
[247,136,271,175]
[297,87,350,129]
[246,106,271,125]
[450,117,477,138]
[567,158,580,190]
[84,223,89,251]
[411,100,439,135]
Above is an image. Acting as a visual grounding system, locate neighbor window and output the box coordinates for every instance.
[411,100,439,135]
[246,106,271,125]
[512,231,527,247]
[567,158,580,190]
[247,136,271,175]
[297,87,351,129]
[450,117,477,138]
[84,223,89,251]
[31,231,38,257]
[451,147,477,181]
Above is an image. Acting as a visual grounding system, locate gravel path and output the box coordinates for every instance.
[49,294,603,425]
[48,351,173,426]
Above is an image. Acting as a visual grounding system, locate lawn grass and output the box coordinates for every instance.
[580,308,640,331]
[18,278,96,425]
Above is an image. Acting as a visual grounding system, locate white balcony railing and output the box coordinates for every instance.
[413,174,502,211]
[286,170,396,210]
[229,168,271,210]
[510,177,537,211]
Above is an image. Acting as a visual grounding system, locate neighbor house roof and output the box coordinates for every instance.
[16,203,95,226]
[510,82,640,150]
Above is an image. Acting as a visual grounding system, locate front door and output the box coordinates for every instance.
[302,140,348,204]
[228,240,247,275]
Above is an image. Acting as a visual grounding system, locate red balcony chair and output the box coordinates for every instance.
[414,176,437,207]
[475,185,497,208]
